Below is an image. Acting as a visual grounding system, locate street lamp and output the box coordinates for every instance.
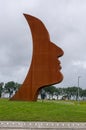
[78,76,81,104]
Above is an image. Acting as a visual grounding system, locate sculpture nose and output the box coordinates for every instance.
[51,42,64,58]
[52,42,64,58]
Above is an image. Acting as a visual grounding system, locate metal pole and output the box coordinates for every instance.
[78,76,81,104]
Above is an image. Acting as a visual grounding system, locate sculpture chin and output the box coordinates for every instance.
[56,71,63,84]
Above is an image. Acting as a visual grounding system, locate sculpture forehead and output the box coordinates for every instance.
[24,14,50,41]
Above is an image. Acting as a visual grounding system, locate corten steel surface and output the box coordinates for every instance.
[10,14,64,101]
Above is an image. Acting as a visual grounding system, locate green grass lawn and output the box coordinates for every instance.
[0,98,86,122]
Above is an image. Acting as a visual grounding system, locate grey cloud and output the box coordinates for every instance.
[0,0,86,88]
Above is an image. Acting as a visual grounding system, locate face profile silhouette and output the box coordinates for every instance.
[10,14,64,101]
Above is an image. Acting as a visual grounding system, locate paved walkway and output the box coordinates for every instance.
[0,121,86,130]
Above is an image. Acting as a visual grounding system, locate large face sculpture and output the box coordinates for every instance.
[10,14,64,101]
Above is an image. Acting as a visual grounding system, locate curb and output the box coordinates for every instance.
[0,122,86,129]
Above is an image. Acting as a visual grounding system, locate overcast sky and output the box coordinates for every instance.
[0,0,86,89]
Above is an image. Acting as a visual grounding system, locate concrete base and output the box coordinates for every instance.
[0,122,86,130]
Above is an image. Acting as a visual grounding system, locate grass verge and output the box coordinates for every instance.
[0,98,86,122]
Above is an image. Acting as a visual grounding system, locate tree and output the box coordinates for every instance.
[43,85,57,99]
[0,82,4,97]
[40,89,46,100]
[62,86,80,100]
[4,81,21,98]
[81,89,86,100]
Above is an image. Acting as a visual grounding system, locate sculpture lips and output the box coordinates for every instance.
[57,60,62,70]
[58,63,62,70]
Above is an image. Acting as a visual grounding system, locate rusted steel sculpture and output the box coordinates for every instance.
[10,14,64,101]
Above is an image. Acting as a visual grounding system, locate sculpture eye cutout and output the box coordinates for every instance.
[10,14,64,101]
